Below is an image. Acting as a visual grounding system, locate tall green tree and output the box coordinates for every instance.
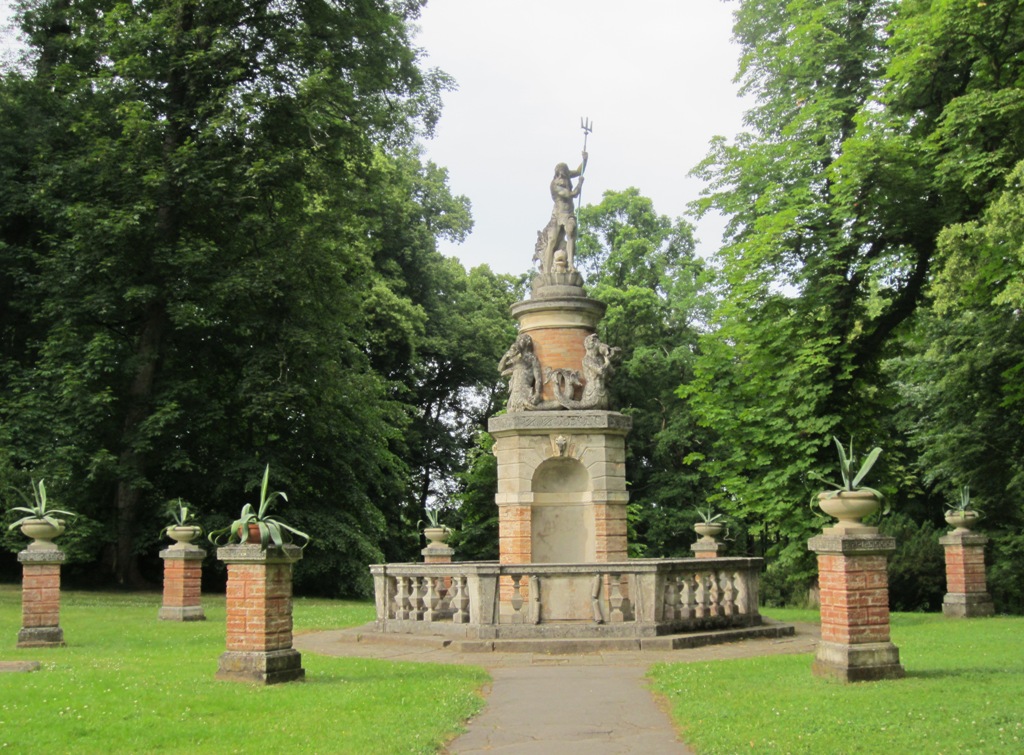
[576,188,717,556]
[687,0,1024,600]
[0,0,456,591]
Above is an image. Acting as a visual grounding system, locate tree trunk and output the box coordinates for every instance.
[114,301,167,587]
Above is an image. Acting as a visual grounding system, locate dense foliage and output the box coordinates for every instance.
[0,0,516,596]
[686,0,1024,605]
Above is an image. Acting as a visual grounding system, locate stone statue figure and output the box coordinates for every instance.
[499,333,543,412]
[534,151,588,274]
[547,334,622,410]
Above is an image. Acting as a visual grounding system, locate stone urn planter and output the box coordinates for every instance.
[165,525,202,548]
[423,526,451,546]
[19,519,66,551]
[694,522,726,542]
[944,509,981,533]
[817,490,882,531]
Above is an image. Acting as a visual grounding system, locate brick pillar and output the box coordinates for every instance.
[940,531,994,618]
[808,532,905,682]
[159,545,206,621]
[216,544,304,684]
[17,549,66,648]
[594,502,628,561]
[498,503,531,602]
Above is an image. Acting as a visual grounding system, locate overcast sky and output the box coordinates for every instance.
[414,0,748,275]
[0,0,749,277]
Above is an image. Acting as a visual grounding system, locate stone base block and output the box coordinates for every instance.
[812,640,905,682]
[691,541,726,558]
[17,626,65,648]
[942,592,995,618]
[216,648,304,685]
[158,605,207,622]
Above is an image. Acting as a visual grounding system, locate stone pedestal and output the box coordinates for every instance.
[422,544,454,564]
[159,545,206,621]
[940,531,994,618]
[808,531,904,682]
[691,540,725,559]
[216,544,304,684]
[17,549,66,648]
[489,411,632,566]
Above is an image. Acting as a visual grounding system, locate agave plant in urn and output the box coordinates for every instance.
[6,479,76,551]
[811,437,888,533]
[944,485,981,533]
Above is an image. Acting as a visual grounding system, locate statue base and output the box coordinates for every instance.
[531,271,586,299]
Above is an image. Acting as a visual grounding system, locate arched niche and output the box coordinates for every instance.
[531,457,593,563]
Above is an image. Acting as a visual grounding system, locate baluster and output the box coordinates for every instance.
[510,574,525,624]
[452,575,469,624]
[695,572,709,618]
[424,576,440,622]
[411,577,425,621]
[709,570,723,617]
[679,574,695,620]
[663,575,679,621]
[721,572,737,616]
[395,576,410,620]
[609,574,625,623]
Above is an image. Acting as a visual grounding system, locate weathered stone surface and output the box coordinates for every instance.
[0,661,41,672]
[691,541,726,559]
[158,605,207,621]
[17,549,66,565]
[812,640,905,682]
[216,649,304,685]
[17,626,64,648]
[489,410,632,435]
[807,533,896,556]
[533,154,587,275]
[942,592,996,617]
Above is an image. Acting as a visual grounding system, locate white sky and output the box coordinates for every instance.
[1,1,749,277]
[414,0,748,275]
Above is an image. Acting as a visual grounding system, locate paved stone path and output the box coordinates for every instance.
[295,623,820,754]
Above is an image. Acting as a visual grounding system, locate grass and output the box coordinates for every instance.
[650,607,1024,754]
[0,584,488,753]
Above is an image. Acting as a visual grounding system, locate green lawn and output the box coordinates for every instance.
[0,584,488,753]
[650,608,1024,754]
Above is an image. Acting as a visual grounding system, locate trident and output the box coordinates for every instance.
[577,116,593,214]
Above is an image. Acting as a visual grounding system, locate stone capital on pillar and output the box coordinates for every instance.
[939,530,994,618]
[216,544,304,684]
[808,531,904,682]
[17,548,66,648]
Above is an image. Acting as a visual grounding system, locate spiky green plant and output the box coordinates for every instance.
[6,479,76,530]
[208,465,310,550]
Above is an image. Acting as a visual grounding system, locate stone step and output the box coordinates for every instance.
[454,620,794,654]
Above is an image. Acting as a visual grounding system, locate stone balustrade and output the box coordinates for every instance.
[370,557,763,640]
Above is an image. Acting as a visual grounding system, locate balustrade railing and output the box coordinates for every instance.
[370,558,762,639]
